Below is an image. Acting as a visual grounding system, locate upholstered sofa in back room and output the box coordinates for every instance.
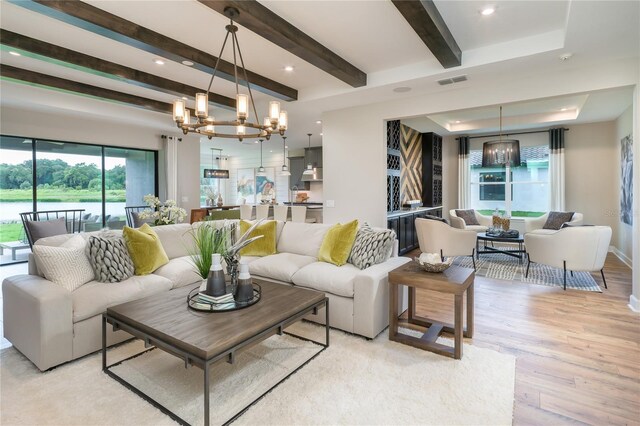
[2,221,409,371]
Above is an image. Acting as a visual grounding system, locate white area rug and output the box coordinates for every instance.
[1,322,515,425]
[454,252,602,292]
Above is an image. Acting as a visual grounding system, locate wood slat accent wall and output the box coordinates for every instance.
[400,124,422,204]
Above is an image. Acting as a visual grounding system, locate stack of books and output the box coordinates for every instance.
[193,292,235,310]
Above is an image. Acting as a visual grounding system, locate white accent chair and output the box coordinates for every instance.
[256,204,270,220]
[415,218,478,269]
[524,225,611,290]
[239,204,253,220]
[291,206,307,223]
[524,212,584,234]
[274,205,289,222]
[449,209,492,232]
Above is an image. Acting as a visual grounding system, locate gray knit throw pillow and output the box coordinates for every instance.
[348,224,396,270]
[86,235,135,283]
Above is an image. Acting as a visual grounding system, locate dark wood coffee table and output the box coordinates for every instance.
[476,232,526,263]
[102,280,328,426]
[389,262,474,359]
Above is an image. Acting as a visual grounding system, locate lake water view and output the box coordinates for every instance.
[0,202,127,221]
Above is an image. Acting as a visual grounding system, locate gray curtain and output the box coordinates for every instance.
[458,136,470,209]
[549,128,566,211]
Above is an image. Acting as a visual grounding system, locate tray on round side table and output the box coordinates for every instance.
[187,283,261,312]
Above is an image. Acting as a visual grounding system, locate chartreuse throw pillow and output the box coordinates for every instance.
[238,220,277,256]
[318,220,359,266]
[122,223,169,275]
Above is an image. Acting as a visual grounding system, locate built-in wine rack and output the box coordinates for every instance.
[422,132,443,207]
[386,120,402,212]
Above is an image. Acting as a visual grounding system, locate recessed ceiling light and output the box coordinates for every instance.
[181,96,188,100]
[316,120,322,124]
[393,86,411,93]
[481,7,495,16]
[254,141,259,144]
[455,120,461,123]
[153,59,165,65]
[181,60,194,66]
[559,53,573,61]
[285,145,289,149]
[320,133,323,136]
[560,107,568,111]
[9,51,21,56]
[284,65,294,72]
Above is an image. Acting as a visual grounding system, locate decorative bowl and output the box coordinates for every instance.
[414,256,453,273]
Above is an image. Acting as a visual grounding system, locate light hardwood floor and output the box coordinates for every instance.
[405,250,639,425]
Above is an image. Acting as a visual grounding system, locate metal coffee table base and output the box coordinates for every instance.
[102,298,329,426]
[476,236,525,263]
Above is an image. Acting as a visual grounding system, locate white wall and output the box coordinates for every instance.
[615,106,634,265]
[565,121,620,244]
[632,84,640,312]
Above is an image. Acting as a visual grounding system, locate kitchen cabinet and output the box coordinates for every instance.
[288,157,310,190]
[388,208,443,255]
[304,147,323,168]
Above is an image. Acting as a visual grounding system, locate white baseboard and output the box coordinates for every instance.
[629,295,640,313]
[609,246,633,268]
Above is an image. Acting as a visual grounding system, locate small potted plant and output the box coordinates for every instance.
[187,220,264,290]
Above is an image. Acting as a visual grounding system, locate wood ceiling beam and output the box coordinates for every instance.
[197,0,367,88]
[0,63,185,116]
[10,0,298,101]
[0,29,235,110]
[391,0,462,68]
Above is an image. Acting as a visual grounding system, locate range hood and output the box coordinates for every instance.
[301,167,323,181]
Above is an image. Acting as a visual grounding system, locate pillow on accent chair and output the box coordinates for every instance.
[32,234,94,291]
[131,211,154,228]
[454,209,480,226]
[25,217,68,244]
[123,223,169,275]
[238,220,277,256]
[86,233,135,283]
[424,214,448,224]
[543,211,575,230]
[348,224,396,270]
[318,220,359,266]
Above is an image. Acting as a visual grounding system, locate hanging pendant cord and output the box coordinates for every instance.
[233,30,260,126]
[205,28,231,98]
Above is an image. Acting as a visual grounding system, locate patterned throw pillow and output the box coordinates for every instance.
[455,209,480,226]
[32,235,94,291]
[86,234,135,283]
[348,224,396,270]
[543,211,575,230]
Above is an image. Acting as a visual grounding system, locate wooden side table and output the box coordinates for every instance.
[388,262,475,359]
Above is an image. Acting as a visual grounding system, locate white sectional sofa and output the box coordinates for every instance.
[3,221,409,371]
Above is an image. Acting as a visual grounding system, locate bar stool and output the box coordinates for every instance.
[291,206,307,223]
[274,205,289,222]
[256,204,270,220]
[239,204,253,220]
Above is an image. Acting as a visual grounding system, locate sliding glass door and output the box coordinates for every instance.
[0,134,157,265]
[0,136,34,264]
[104,147,155,230]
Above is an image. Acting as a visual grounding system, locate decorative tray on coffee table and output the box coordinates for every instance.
[187,283,261,312]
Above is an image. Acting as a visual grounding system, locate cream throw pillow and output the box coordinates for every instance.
[33,235,94,291]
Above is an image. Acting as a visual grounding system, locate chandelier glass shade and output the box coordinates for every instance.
[171,7,288,142]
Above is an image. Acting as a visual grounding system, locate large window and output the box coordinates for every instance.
[470,145,549,217]
[0,135,157,265]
